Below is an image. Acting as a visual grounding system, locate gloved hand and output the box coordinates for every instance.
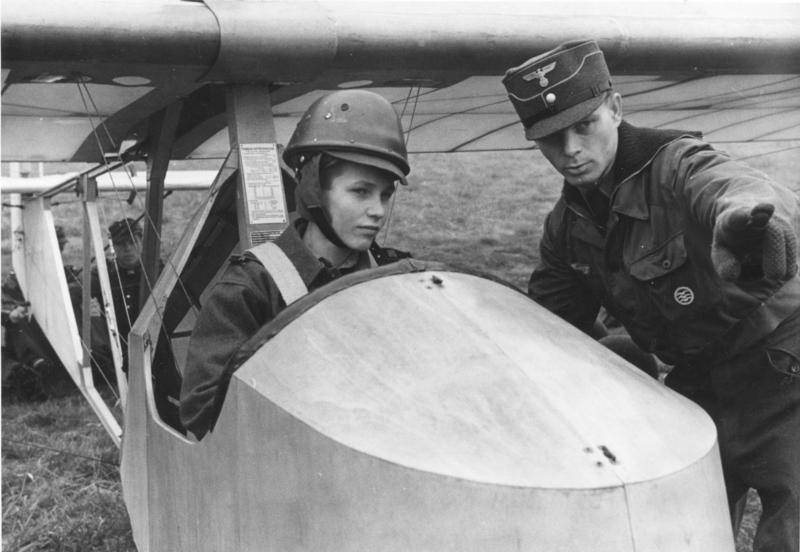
[8,304,30,324]
[711,203,798,281]
[89,298,103,317]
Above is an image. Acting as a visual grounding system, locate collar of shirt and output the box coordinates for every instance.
[273,219,373,289]
[610,121,705,221]
[564,121,700,223]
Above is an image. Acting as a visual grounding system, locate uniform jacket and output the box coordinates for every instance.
[3,266,80,315]
[529,121,800,365]
[92,261,143,344]
[179,220,407,438]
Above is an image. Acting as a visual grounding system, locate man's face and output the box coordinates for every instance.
[534,93,622,189]
[114,235,142,269]
[321,160,397,251]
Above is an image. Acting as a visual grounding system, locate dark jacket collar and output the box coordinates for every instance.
[612,121,701,220]
[272,219,373,289]
[613,120,700,184]
[562,121,700,221]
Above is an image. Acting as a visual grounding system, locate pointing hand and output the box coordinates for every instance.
[711,203,797,281]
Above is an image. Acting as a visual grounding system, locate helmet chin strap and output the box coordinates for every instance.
[295,154,348,249]
[308,206,348,249]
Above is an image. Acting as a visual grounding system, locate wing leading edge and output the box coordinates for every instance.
[2,1,799,162]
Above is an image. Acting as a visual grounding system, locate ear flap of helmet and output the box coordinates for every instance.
[295,155,323,220]
[294,154,347,249]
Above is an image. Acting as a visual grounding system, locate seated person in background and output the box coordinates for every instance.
[180,90,411,439]
[102,217,146,364]
[74,217,145,381]
[2,226,78,398]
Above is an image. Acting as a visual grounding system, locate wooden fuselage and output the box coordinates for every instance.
[122,262,734,551]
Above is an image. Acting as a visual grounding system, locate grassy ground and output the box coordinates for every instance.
[2,143,799,550]
[2,393,132,551]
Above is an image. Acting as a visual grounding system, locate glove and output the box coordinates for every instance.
[711,203,798,281]
[89,298,103,317]
[8,305,30,324]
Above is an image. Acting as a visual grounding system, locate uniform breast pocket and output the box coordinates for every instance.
[627,233,715,321]
[766,347,800,384]
[568,218,605,278]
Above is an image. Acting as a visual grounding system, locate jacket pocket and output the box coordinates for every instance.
[627,232,719,322]
[766,346,800,383]
[628,231,687,280]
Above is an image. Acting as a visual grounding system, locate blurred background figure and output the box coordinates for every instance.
[2,226,77,400]
[74,217,146,384]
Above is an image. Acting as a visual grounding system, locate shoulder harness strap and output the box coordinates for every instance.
[247,242,308,305]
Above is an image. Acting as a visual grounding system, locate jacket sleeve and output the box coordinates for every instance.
[2,272,25,316]
[527,204,601,334]
[664,138,800,229]
[179,259,277,439]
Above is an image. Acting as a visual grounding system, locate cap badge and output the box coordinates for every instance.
[545,93,557,105]
[523,62,556,87]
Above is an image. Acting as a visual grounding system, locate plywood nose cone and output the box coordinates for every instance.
[228,270,733,551]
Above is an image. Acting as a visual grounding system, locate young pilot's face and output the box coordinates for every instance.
[321,160,397,251]
[534,93,622,189]
[114,235,142,269]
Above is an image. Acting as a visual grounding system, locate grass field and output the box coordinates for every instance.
[2,143,799,551]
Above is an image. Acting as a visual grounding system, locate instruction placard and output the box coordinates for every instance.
[239,143,288,225]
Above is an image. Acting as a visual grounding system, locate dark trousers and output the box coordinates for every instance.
[2,317,71,399]
[2,317,60,374]
[668,309,800,552]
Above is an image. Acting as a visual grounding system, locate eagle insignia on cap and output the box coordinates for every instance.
[522,62,556,87]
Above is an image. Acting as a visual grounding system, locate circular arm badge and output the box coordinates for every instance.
[673,286,695,306]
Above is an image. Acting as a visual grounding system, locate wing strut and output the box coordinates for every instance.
[226,85,290,248]
[139,102,182,307]
[80,174,126,436]
[10,187,123,445]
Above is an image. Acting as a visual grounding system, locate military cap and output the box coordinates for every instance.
[108,217,143,245]
[503,39,612,140]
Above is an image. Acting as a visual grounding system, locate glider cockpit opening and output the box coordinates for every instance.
[131,85,296,434]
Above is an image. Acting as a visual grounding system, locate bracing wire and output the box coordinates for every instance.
[405,85,423,146]
[77,80,200,315]
[76,82,185,316]
[74,81,197,406]
[72,84,129,401]
[83,80,117,151]
[381,85,423,245]
[81,81,199,319]
[398,87,413,120]
[736,143,800,162]
[2,437,119,467]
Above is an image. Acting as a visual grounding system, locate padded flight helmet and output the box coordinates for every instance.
[283,90,410,246]
[283,89,409,177]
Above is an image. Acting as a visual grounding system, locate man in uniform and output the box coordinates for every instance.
[503,39,799,550]
[82,217,145,379]
[104,217,145,351]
